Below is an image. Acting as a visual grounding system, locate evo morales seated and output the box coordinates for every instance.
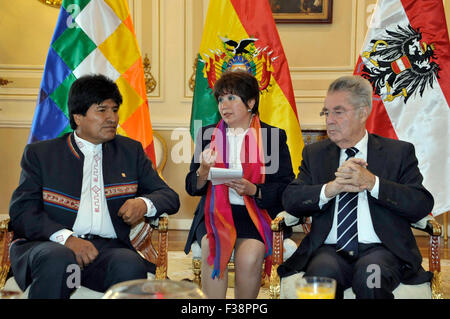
[8,74,180,299]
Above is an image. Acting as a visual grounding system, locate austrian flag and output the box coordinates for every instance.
[354,0,450,216]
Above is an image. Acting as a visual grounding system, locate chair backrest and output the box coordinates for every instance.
[0,219,12,288]
[152,132,167,178]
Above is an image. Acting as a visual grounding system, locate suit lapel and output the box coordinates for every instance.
[323,141,340,183]
[367,134,384,177]
[316,141,340,237]
[366,134,387,238]
[67,133,84,200]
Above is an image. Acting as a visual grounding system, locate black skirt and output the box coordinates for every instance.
[194,204,264,246]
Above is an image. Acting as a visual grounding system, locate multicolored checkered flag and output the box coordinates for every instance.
[30,0,156,163]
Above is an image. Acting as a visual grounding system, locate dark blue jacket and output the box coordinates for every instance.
[9,132,180,249]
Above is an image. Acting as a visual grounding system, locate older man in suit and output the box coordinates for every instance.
[278,75,434,299]
[9,74,180,298]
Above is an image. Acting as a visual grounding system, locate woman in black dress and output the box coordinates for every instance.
[184,71,294,298]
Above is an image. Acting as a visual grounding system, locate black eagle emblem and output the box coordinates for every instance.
[361,24,440,103]
[219,36,257,55]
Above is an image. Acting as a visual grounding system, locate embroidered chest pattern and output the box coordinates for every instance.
[104,182,138,199]
[43,189,80,213]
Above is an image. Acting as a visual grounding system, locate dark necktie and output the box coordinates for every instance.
[336,147,359,258]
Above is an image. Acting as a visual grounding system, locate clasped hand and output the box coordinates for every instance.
[325,158,376,198]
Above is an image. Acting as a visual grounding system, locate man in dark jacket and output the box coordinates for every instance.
[9,74,180,298]
[278,75,433,299]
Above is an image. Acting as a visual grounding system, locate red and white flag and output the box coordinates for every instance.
[354,0,450,216]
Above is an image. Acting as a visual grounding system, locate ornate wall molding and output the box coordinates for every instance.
[37,0,62,8]
[0,78,12,87]
[127,0,161,98]
[143,54,157,94]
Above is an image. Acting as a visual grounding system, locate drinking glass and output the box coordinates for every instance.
[296,276,336,299]
[103,279,206,299]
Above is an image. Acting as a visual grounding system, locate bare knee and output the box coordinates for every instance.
[200,235,228,298]
[234,239,265,299]
[234,239,265,278]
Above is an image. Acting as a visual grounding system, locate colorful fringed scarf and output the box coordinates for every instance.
[204,115,273,279]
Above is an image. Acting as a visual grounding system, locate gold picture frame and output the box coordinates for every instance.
[270,0,333,24]
[38,0,62,8]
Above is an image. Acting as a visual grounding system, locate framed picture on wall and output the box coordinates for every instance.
[270,0,333,24]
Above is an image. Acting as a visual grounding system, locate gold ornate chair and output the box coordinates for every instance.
[270,213,443,299]
[191,241,250,288]
[152,131,167,179]
[0,133,170,298]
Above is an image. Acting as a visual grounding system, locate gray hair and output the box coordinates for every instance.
[327,75,373,113]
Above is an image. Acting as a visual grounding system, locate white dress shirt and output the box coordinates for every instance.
[321,131,382,244]
[226,128,246,205]
[49,132,157,245]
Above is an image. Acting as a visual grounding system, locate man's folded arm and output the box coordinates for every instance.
[372,144,434,222]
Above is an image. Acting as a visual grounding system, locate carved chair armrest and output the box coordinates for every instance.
[131,214,169,280]
[425,217,442,237]
[411,215,442,237]
[422,217,442,274]
[0,218,12,290]
[425,217,443,299]
[411,216,442,271]
[271,213,310,266]
[154,214,168,280]
[269,216,284,299]
[411,215,443,299]
[270,213,311,299]
[271,215,286,232]
[0,219,8,232]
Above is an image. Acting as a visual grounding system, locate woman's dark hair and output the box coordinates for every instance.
[213,70,260,114]
[68,74,123,129]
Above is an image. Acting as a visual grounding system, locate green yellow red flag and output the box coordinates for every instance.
[190,0,304,174]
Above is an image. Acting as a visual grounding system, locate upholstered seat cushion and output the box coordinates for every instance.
[280,272,432,299]
[191,241,202,258]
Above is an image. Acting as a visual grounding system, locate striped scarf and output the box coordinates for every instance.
[204,115,273,279]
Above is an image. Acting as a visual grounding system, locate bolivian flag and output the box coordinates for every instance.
[29,0,156,164]
[190,0,304,175]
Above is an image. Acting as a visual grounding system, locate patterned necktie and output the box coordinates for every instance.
[336,147,359,258]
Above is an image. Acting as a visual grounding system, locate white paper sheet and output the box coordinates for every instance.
[208,167,243,185]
